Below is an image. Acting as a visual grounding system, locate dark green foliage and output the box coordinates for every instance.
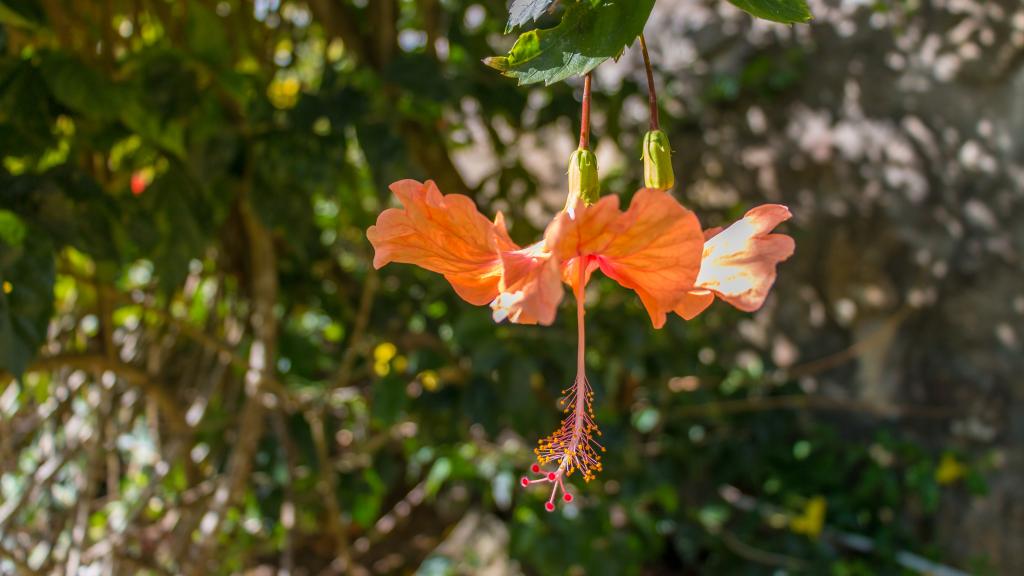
[0,0,44,28]
[39,53,123,120]
[0,228,54,377]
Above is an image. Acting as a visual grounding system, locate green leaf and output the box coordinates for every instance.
[507,0,559,32]
[39,53,123,120]
[0,60,56,155]
[726,0,812,24]
[119,95,187,158]
[0,209,26,246]
[0,239,55,377]
[185,0,231,68]
[0,168,121,261]
[135,166,217,293]
[116,51,196,158]
[486,0,656,86]
[424,457,452,498]
[0,0,45,29]
[370,374,407,426]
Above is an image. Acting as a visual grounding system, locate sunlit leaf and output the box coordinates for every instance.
[726,0,812,24]
[486,0,656,86]
[424,457,452,497]
[0,209,26,246]
[507,0,559,32]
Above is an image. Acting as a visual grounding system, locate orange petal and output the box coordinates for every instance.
[674,290,715,320]
[694,204,795,312]
[367,180,518,306]
[543,195,619,298]
[560,257,600,299]
[490,242,564,325]
[547,190,705,328]
[544,196,622,262]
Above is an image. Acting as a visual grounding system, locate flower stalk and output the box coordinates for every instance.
[639,34,658,131]
[579,73,592,149]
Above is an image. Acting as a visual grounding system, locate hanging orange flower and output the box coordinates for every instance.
[369,180,708,325]
[367,178,793,510]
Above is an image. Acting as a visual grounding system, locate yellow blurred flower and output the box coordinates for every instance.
[420,370,440,392]
[393,355,408,374]
[2,281,11,294]
[936,453,966,485]
[790,496,827,538]
[373,342,398,377]
[374,342,397,363]
[268,77,301,109]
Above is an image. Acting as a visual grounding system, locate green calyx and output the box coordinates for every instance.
[567,147,600,207]
[642,129,674,191]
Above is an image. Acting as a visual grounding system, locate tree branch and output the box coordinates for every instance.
[0,432,85,533]
[4,353,190,435]
[307,0,368,63]
[674,393,961,420]
[672,309,958,421]
[719,529,805,571]
[307,409,352,574]
[332,269,378,390]
[55,266,300,411]
[0,544,34,576]
[188,176,279,574]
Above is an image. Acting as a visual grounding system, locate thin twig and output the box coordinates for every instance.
[0,434,86,533]
[271,412,297,576]
[674,393,960,420]
[786,307,911,380]
[0,544,34,576]
[306,410,352,573]
[674,309,957,420]
[55,265,299,411]
[66,429,101,576]
[4,353,190,435]
[350,480,428,560]
[332,269,379,391]
[719,529,806,571]
[719,485,970,576]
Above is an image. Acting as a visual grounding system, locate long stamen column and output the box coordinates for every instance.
[521,260,604,511]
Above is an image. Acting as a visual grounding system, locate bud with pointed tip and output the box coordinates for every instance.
[642,129,674,191]
[566,148,600,209]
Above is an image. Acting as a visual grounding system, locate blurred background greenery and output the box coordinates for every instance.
[1,0,1022,575]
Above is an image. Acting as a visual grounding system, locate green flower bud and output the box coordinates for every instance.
[642,129,674,190]
[566,148,600,207]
